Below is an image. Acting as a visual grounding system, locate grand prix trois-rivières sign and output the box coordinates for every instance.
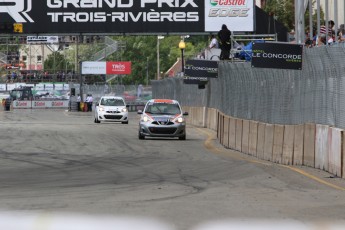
[0,0,254,34]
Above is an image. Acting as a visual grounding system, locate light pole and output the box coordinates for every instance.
[157,35,164,80]
[146,56,149,86]
[178,40,186,75]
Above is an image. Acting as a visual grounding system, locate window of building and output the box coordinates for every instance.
[37,55,42,63]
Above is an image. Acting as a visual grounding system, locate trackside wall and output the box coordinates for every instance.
[152,44,345,179]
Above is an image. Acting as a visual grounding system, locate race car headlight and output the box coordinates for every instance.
[172,116,184,123]
[121,108,127,112]
[142,115,153,122]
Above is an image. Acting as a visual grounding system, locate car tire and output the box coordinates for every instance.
[179,135,186,140]
[139,132,145,140]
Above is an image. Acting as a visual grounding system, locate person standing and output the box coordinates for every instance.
[88,94,93,112]
[217,24,232,60]
[208,34,219,49]
[77,94,81,111]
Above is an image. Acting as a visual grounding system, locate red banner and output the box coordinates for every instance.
[106,62,131,75]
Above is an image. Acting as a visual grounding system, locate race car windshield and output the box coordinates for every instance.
[145,103,181,115]
[101,99,125,106]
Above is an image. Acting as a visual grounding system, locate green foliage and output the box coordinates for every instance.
[44,51,73,73]
[106,35,207,85]
[262,0,323,32]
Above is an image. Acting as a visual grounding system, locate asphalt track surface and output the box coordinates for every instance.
[1,109,345,230]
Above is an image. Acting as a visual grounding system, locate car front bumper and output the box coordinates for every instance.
[139,121,186,138]
[97,111,128,122]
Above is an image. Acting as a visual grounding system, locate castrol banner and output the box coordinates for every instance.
[12,100,69,109]
[205,0,254,32]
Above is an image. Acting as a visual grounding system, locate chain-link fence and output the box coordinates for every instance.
[152,44,345,129]
[69,83,152,104]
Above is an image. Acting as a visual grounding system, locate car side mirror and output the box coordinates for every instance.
[137,110,143,114]
[183,112,188,116]
[126,105,130,108]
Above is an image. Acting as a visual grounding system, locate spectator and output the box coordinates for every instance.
[208,35,219,49]
[338,24,345,42]
[319,20,335,44]
[88,94,93,112]
[217,24,232,60]
[77,94,81,111]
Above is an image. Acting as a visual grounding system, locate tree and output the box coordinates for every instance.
[262,0,324,32]
[44,51,72,74]
[107,35,207,85]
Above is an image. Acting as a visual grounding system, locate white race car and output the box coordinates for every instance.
[94,96,129,124]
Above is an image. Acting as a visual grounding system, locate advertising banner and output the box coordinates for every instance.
[251,42,303,70]
[205,0,254,32]
[82,61,131,75]
[183,76,208,85]
[106,62,131,75]
[184,60,218,78]
[81,62,106,75]
[0,0,205,33]
[27,36,59,43]
[12,100,69,109]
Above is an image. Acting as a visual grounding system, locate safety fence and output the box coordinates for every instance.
[153,44,345,129]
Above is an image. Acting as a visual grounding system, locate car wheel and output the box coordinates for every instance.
[179,135,186,140]
[138,131,145,140]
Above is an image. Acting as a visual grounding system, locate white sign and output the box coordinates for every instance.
[205,0,254,32]
[81,62,106,75]
[12,100,69,109]
[27,36,59,43]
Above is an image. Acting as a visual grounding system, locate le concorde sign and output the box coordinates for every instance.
[251,42,303,70]
[0,0,254,34]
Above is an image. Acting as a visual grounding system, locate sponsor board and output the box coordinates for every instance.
[183,76,208,84]
[185,60,218,78]
[205,0,254,32]
[27,36,59,44]
[82,61,131,75]
[12,100,69,109]
[251,42,303,70]
[106,62,131,75]
[0,0,205,33]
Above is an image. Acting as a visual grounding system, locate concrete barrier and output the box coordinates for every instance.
[257,123,266,160]
[235,119,243,152]
[343,133,345,179]
[207,108,218,131]
[315,124,329,171]
[223,116,230,148]
[229,117,236,149]
[273,125,284,164]
[282,125,294,165]
[219,113,224,145]
[304,123,315,167]
[328,128,342,177]
[294,124,304,165]
[242,120,250,154]
[248,121,258,156]
[264,124,274,161]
